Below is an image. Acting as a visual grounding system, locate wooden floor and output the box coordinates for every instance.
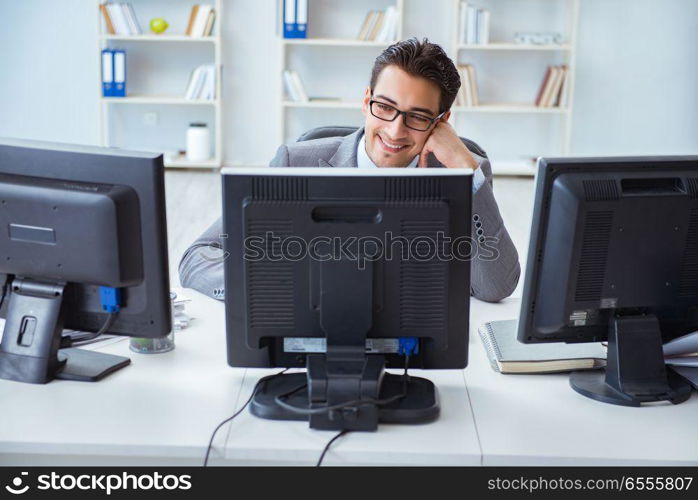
[164,169,535,293]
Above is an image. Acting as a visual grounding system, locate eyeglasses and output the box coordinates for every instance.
[369,99,444,132]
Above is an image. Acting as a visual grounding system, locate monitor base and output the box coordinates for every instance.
[569,314,692,406]
[570,369,692,407]
[0,278,130,384]
[250,371,440,430]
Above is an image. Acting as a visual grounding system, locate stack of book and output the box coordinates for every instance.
[185,65,216,101]
[535,65,569,108]
[185,4,217,37]
[283,70,308,102]
[458,2,490,45]
[455,64,479,107]
[100,2,142,36]
[357,7,398,42]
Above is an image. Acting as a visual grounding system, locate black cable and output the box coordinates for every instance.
[62,313,117,347]
[274,355,412,416]
[317,430,350,467]
[315,358,410,467]
[203,368,289,467]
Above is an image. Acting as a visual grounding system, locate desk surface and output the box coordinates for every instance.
[1,290,696,466]
[468,299,698,466]
[0,291,480,466]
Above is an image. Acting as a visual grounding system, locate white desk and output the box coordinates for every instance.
[0,290,480,466]
[468,297,698,466]
[0,292,245,466]
[1,289,696,466]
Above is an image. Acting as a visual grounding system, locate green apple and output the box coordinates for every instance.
[149,17,169,34]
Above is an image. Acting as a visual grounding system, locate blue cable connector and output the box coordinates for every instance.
[99,286,121,313]
[398,337,419,356]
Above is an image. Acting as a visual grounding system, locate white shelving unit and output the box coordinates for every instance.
[450,0,580,176]
[276,0,579,175]
[279,0,404,144]
[97,0,223,169]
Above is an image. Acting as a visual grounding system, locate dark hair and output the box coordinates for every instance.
[370,38,460,114]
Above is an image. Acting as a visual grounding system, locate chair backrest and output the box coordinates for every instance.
[296,126,488,159]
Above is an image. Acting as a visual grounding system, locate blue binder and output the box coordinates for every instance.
[112,49,126,98]
[101,49,114,97]
[283,0,307,39]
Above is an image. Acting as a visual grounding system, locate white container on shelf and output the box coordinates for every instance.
[186,122,210,162]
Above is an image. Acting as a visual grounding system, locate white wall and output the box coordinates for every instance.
[0,0,696,164]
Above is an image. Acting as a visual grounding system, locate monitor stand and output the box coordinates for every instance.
[570,314,691,406]
[250,259,440,431]
[0,278,130,384]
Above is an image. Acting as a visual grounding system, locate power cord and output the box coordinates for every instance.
[274,355,412,417]
[203,368,289,467]
[317,430,350,467]
[60,312,117,347]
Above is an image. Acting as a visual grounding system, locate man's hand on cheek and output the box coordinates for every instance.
[417,120,479,170]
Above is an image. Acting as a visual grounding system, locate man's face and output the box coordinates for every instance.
[361,65,443,168]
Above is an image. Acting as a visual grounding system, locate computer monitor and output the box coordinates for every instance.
[518,156,698,406]
[223,168,473,431]
[0,138,171,384]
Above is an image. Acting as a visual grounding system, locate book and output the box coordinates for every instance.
[368,11,385,41]
[101,49,114,96]
[546,65,566,107]
[477,9,490,44]
[466,4,477,45]
[557,65,570,108]
[539,66,560,108]
[283,70,308,102]
[478,319,607,374]
[112,49,126,97]
[466,64,479,106]
[106,3,130,35]
[191,4,213,37]
[290,71,308,102]
[360,11,379,41]
[535,66,552,106]
[357,11,374,40]
[122,3,142,35]
[185,5,199,36]
[203,9,216,36]
[185,65,216,100]
[99,4,116,35]
[375,6,397,43]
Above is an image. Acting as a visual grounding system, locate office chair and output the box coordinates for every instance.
[296,126,488,159]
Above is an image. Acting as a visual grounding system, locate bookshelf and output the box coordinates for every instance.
[279,0,404,144]
[277,0,579,176]
[97,1,223,169]
[450,0,580,176]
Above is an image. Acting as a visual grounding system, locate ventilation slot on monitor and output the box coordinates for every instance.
[679,208,698,297]
[399,220,447,330]
[252,177,307,200]
[245,220,295,328]
[686,178,698,199]
[583,179,619,201]
[575,211,613,302]
[386,177,442,201]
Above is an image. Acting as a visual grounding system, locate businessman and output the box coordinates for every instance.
[179,38,520,302]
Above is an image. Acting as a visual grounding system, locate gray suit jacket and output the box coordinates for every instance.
[179,128,520,302]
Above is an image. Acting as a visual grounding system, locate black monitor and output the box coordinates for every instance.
[223,168,473,431]
[0,138,171,384]
[518,156,698,406]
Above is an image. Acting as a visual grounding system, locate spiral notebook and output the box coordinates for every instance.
[478,319,607,374]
